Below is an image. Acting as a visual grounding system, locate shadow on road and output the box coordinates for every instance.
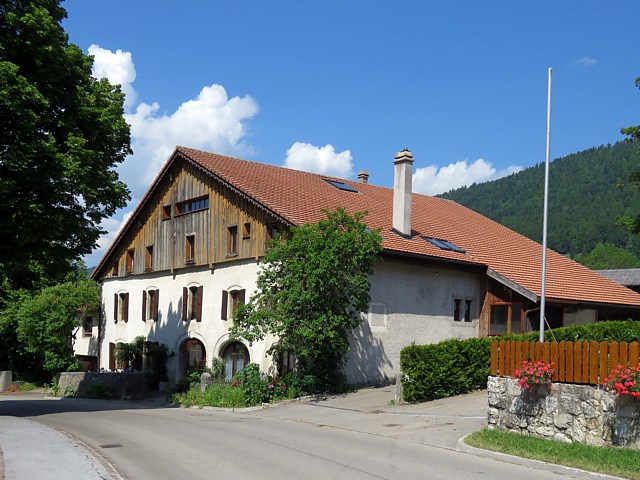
[0,392,178,418]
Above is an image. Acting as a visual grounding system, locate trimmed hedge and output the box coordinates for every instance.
[502,319,640,343]
[400,338,491,403]
[400,320,640,403]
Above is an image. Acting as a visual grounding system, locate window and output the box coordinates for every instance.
[221,289,245,320]
[113,292,129,323]
[184,339,206,372]
[453,299,473,322]
[145,245,153,271]
[142,289,159,322]
[266,222,280,242]
[323,179,359,193]
[175,195,209,216]
[422,236,465,254]
[227,225,238,256]
[182,285,203,322]
[278,349,296,375]
[368,302,387,329]
[126,249,134,274]
[162,205,171,220]
[242,222,251,239]
[489,302,522,335]
[223,342,249,381]
[185,235,195,263]
[83,317,94,337]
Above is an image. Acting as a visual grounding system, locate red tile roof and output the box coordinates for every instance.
[96,146,640,308]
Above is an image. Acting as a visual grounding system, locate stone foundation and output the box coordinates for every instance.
[58,372,148,400]
[487,376,640,449]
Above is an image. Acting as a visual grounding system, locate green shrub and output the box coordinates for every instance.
[400,320,640,404]
[504,319,640,343]
[400,338,491,403]
[233,364,265,405]
[84,383,114,399]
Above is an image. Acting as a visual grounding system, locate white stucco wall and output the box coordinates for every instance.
[345,259,483,385]
[97,259,274,381]
[90,256,485,386]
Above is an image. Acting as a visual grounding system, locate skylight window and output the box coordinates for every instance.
[422,236,465,254]
[323,179,359,193]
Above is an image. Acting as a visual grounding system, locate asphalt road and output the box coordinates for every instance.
[0,390,620,480]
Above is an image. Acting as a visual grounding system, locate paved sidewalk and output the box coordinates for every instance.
[254,386,488,449]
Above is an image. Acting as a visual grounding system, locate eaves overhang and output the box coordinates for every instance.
[486,267,538,302]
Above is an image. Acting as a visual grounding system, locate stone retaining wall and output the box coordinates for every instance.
[487,376,640,449]
[58,372,148,399]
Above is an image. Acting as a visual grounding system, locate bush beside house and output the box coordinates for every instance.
[400,320,640,403]
[400,338,491,402]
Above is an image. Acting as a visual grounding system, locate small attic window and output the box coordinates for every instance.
[422,236,465,254]
[323,179,358,193]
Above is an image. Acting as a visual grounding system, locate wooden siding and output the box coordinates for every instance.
[490,340,640,385]
[100,162,282,279]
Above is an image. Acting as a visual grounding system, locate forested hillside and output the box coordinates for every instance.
[439,142,640,259]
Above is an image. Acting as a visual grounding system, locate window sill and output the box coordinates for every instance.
[225,253,238,258]
[145,267,153,272]
[185,260,195,265]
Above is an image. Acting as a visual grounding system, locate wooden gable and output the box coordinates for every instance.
[96,158,285,280]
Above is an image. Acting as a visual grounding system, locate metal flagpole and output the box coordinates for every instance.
[540,67,552,343]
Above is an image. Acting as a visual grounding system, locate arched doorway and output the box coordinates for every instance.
[223,342,249,381]
[180,338,206,374]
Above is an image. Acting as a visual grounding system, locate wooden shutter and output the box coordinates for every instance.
[182,287,188,321]
[109,342,116,371]
[221,290,228,320]
[195,286,203,322]
[114,293,118,322]
[239,289,246,305]
[123,293,129,322]
[152,289,159,321]
[142,291,147,322]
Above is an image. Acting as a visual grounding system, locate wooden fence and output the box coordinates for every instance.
[490,340,640,385]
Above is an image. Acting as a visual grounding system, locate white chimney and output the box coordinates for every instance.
[392,148,413,237]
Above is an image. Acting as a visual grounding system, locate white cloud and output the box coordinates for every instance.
[88,44,137,107]
[125,84,259,190]
[413,159,523,196]
[84,45,259,266]
[284,142,353,177]
[575,57,597,67]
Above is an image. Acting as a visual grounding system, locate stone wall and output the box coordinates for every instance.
[487,376,640,449]
[58,372,148,400]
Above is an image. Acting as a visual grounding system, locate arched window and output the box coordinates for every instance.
[223,342,249,381]
[182,338,206,372]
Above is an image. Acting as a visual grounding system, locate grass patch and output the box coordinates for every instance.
[18,381,38,391]
[466,429,640,479]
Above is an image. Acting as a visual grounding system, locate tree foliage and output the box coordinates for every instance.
[0,0,131,291]
[230,208,383,391]
[440,142,640,261]
[0,278,100,380]
[617,75,640,233]
[571,242,640,270]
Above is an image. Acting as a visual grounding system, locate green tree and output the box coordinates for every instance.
[618,75,640,233]
[0,0,131,292]
[0,278,100,380]
[572,242,640,270]
[230,208,383,391]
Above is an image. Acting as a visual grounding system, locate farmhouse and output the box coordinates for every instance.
[80,147,640,384]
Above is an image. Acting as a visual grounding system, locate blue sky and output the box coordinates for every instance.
[61,1,640,265]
